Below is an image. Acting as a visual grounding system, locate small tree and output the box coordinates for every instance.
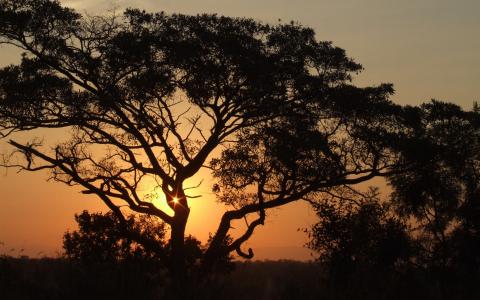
[0,0,402,278]
[308,187,413,276]
[63,210,167,263]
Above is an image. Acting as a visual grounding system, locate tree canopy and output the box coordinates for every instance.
[0,0,405,277]
[307,100,480,298]
[388,100,480,270]
[63,210,167,263]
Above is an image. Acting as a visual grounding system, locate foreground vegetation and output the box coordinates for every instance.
[0,0,447,277]
[1,2,480,297]
[1,256,479,300]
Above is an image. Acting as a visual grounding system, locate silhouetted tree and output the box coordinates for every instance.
[388,100,480,271]
[63,210,167,263]
[472,101,479,113]
[0,0,403,279]
[303,101,480,299]
[308,187,413,277]
[63,210,230,277]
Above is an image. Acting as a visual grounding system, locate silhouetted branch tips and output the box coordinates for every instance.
[3,0,474,281]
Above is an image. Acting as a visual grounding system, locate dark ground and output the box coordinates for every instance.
[1,256,478,300]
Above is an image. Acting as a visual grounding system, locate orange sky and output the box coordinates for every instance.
[1,0,479,260]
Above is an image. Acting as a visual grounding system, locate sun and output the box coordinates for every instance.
[172,197,179,204]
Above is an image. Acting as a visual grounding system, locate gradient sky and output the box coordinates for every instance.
[0,0,479,260]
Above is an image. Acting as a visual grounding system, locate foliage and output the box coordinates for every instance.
[63,210,234,279]
[0,0,402,275]
[308,187,414,275]
[306,101,480,297]
[63,210,167,263]
[388,100,480,270]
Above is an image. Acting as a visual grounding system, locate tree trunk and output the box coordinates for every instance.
[170,218,187,277]
[169,191,190,288]
[202,215,230,271]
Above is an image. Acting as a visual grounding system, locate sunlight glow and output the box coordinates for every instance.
[172,197,179,204]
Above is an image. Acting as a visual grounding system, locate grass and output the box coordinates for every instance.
[1,256,479,300]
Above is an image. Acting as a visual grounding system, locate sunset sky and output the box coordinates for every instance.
[0,0,479,260]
